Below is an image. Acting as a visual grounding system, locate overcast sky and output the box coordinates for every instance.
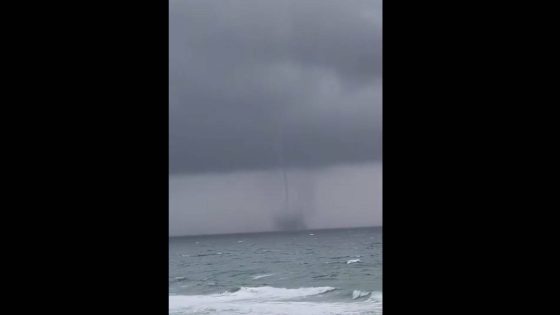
[170,0,382,236]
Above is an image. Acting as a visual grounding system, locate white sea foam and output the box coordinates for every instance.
[252,273,274,280]
[171,286,334,304]
[368,291,383,303]
[231,286,336,300]
[169,287,382,315]
[352,290,371,299]
[346,259,361,264]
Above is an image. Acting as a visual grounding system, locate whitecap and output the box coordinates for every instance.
[170,286,335,305]
[169,288,382,315]
[170,276,187,283]
[252,273,274,280]
[352,290,371,299]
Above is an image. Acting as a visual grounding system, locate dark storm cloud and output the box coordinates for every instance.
[170,0,382,174]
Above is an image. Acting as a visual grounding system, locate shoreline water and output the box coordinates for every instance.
[170,227,382,315]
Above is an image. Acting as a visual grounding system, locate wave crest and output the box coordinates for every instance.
[352,290,371,299]
[170,287,382,315]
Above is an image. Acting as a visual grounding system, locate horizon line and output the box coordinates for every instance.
[169,225,382,239]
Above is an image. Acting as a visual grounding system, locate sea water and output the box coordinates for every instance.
[169,227,382,315]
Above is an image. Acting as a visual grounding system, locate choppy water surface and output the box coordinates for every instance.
[169,227,382,315]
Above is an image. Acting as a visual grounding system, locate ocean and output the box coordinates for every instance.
[169,227,382,315]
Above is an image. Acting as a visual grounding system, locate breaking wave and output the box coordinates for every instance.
[169,286,382,315]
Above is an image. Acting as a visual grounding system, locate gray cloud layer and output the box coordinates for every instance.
[170,0,382,174]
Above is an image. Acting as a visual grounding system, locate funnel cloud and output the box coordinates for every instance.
[169,0,382,236]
